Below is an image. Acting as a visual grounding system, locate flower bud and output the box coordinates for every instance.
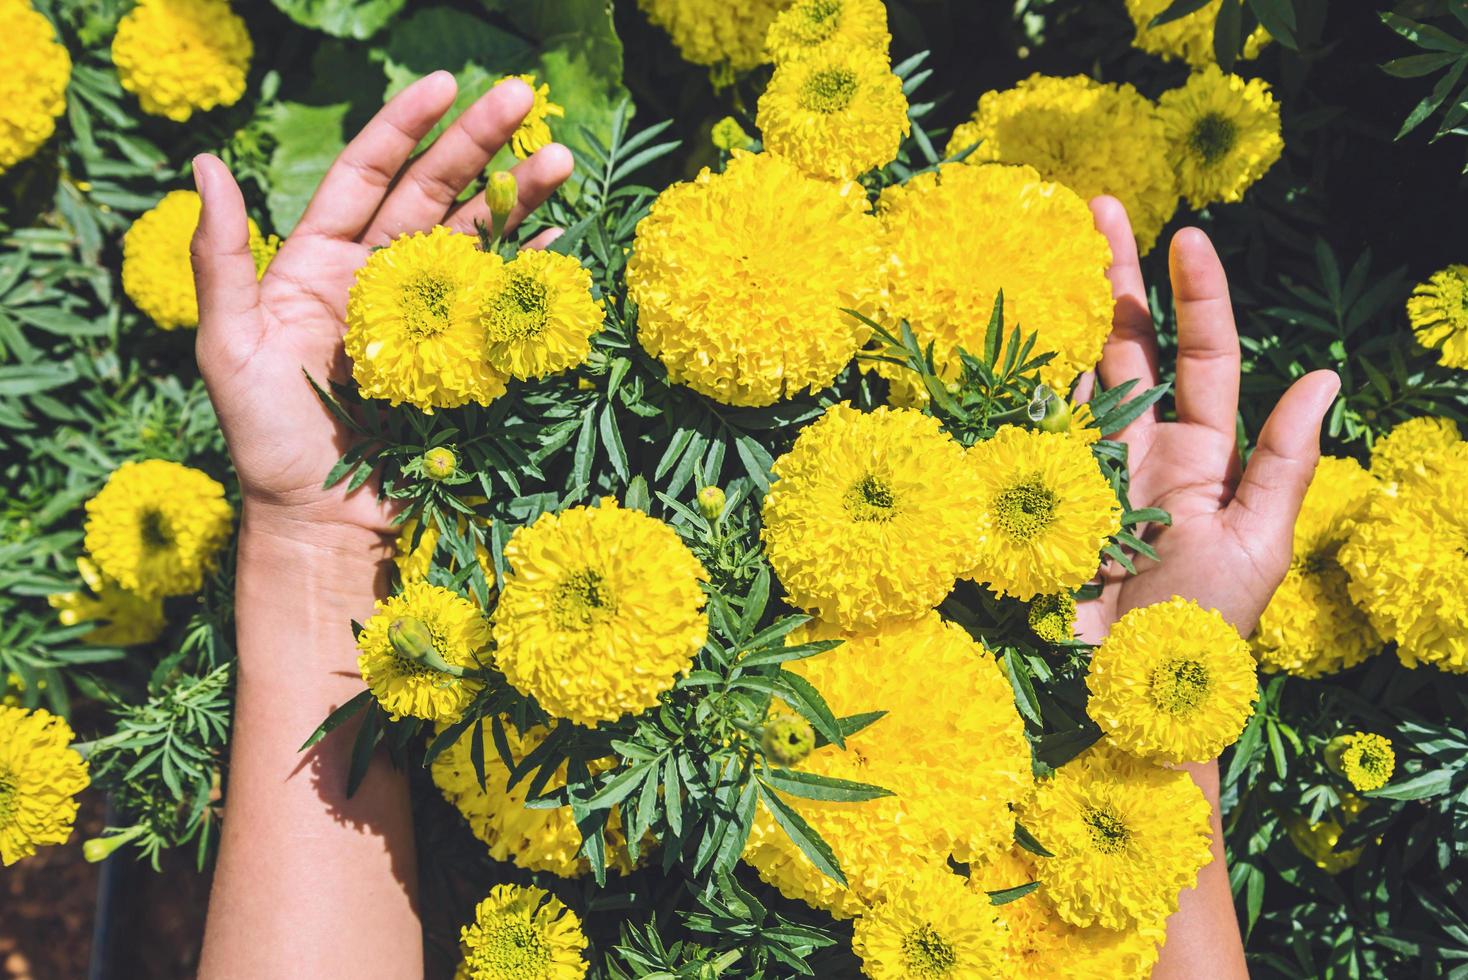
[83,826,143,863]
[388,616,465,677]
[696,485,726,521]
[1033,386,1072,433]
[422,446,458,481]
[761,715,815,766]
[485,170,518,233]
[710,115,752,152]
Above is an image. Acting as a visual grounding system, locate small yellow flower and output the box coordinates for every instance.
[455,883,589,980]
[1325,732,1396,792]
[1125,0,1270,68]
[765,0,891,64]
[710,115,753,152]
[111,0,252,122]
[1158,66,1283,210]
[636,0,787,72]
[498,74,564,160]
[1285,794,1368,874]
[356,581,489,722]
[478,248,603,381]
[0,0,71,174]
[1406,264,1468,370]
[1028,592,1076,644]
[47,557,166,647]
[422,447,459,481]
[0,706,90,866]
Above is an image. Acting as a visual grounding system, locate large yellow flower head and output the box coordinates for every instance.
[761,404,983,630]
[1406,264,1468,369]
[356,581,489,722]
[497,74,563,160]
[122,190,271,330]
[1254,456,1380,678]
[878,162,1114,395]
[1326,732,1396,793]
[963,426,1121,601]
[1087,596,1257,763]
[851,864,1007,979]
[635,0,786,73]
[455,883,588,980]
[627,151,884,406]
[756,45,909,182]
[743,614,1032,918]
[83,459,233,600]
[431,719,635,878]
[0,0,71,174]
[479,248,602,381]
[111,0,251,122]
[47,557,166,647]
[1021,743,1213,931]
[345,226,508,412]
[0,706,89,866]
[1370,415,1462,486]
[967,845,1163,980]
[946,74,1179,255]
[1340,444,1468,672]
[1124,0,1270,68]
[765,0,890,64]
[492,499,708,726]
[1158,66,1283,210]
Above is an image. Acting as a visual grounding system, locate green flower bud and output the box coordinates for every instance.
[697,485,726,521]
[83,826,144,863]
[485,170,518,233]
[762,715,815,766]
[422,446,458,481]
[710,115,752,153]
[1034,386,1072,433]
[388,616,465,677]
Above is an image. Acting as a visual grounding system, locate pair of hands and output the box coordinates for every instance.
[189,72,1338,643]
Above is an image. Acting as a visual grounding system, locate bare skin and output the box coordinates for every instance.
[190,76,1333,978]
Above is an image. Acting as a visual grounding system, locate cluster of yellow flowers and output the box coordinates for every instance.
[0,0,71,175]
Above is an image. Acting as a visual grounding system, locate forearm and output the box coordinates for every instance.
[199,508,422,979]
[1153,760,1248,979]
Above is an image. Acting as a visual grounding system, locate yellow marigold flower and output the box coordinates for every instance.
[1370,415,1462,486]
[627,151,884,406]
[492,499,708,726]
[455,883,588,980]
[756,45,908,182]
[0,706,89,866]
[967,845,1163,980]
[710,115,753,152]
[1406,264,1468,369]
[1254,456,1380,677]
[1087,596,1257,763]
[1340,443,1468,672]
[432,718,636,878]
[1124,0,1270,68]
[636,0,786,72]
[83,459,233,600]
[1022,743,1213,931]
[111,0,251,122]
[1285,793,1368,875]
[761,404,983,630]
[1028,592,1076,645]
[122,190,272,330]
[877,162,1114,396]
[498,74,563,160]
[851,864,1007,978]
[743,614,1032,918]
[355,581,489,722]
[963,426,1121,601]
[0,0,71,174]
[479,248,603,381]
[946,74,1179,255]
[1326,732,1396,793]
[765,0,890,64]
[47,557,165,647]
[1158,66,1283,210]
[344,226,508,412]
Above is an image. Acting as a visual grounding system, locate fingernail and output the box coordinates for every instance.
[191,156,206,199]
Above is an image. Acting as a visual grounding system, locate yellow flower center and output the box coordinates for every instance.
[468,919,551,977]
[843,474,896,522]
[482,271,551,341]
[799,67,859,114]
[553,569,616,630]
[993,475,1056,541]
[1189,113,1238,165]
[139,509,173,551]
[0,767,17,828]
[901,923,957,977]
[792,0,844,45]
[1082,803,1132,855]
[401,273,456,338]
[1149,657,1211,715]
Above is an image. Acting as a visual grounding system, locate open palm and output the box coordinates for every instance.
[1076,197,1340,641]
[190,73,572,539]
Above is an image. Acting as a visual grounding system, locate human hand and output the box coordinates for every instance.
[189,73,573,546]
[1075,197,1341,642]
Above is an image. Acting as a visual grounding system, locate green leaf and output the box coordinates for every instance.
[1368,768,1454,800]
[759,769,893,803]
[774,671,845,750]
[1150,0,1213,28]
[1003,649,1043,727]
[1246,0,1297,49]
[270,0,405,39]
[299,689,374,752]
[757,783,846,886]
[987,880,1041,906]
[1015,820,1054,858]
[261,101,351,236]
[1214,0,1244,71]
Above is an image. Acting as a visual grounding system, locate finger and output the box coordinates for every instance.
[522,227,564,250]
[1091,196,1161,396]
[1225,370,1340,546]
[294,71,459,241]
[1170,227,1241,436]
[445,143,574,236]
[190,154,262,359]
[361,78,535,245]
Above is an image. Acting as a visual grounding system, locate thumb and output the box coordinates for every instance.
[190,154,262,363]
[1225,369,1341,548]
